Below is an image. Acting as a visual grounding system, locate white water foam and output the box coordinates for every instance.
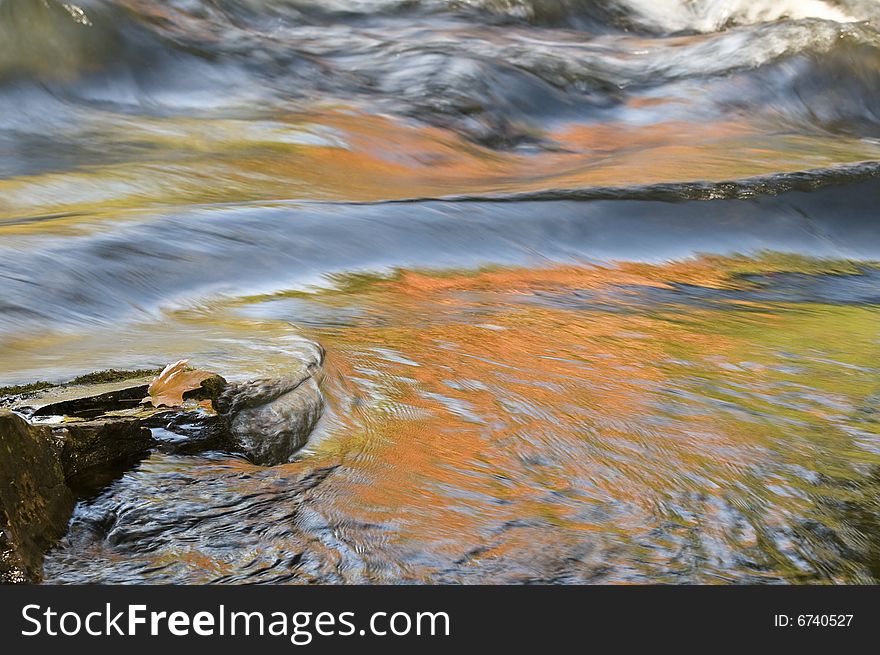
[616,0,861,33]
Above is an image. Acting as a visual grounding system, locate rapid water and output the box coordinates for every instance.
[0,0,878,583]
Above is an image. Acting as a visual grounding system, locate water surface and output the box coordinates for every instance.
[0,0,878,583]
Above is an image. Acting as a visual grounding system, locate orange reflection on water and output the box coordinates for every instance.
[305,262,799,581]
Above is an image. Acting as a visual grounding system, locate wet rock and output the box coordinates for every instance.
[8,376,156,419]
[0,367,241,582]
[32,384,149,419]
[4,354,322,482]
[0,370,161,410]
[53,419,155,484]
[0,411,74,583]
[217,372,324,466]
[184,374,227,405]
[148,410,233,455]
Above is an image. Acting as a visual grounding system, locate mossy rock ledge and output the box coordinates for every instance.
[1,360,325,582]
[0,374,168,583]
[0,411,74,584]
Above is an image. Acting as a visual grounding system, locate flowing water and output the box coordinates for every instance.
[1,0,879,583]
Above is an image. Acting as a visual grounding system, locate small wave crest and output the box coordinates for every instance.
[413,160,880,202]
[1,163,878,337]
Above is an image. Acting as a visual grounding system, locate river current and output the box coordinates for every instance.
[0,0,878,583]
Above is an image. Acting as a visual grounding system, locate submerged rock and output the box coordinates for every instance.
[217,372,324,466]
[215,344,325,466]
[146,409,233,455]
[0,411,74,583]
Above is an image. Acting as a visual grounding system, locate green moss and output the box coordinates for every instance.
[1,368,161,399]
[0,380,55,396]
[68,368,162,386]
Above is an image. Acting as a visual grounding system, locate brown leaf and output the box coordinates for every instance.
[144,360,216,408]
